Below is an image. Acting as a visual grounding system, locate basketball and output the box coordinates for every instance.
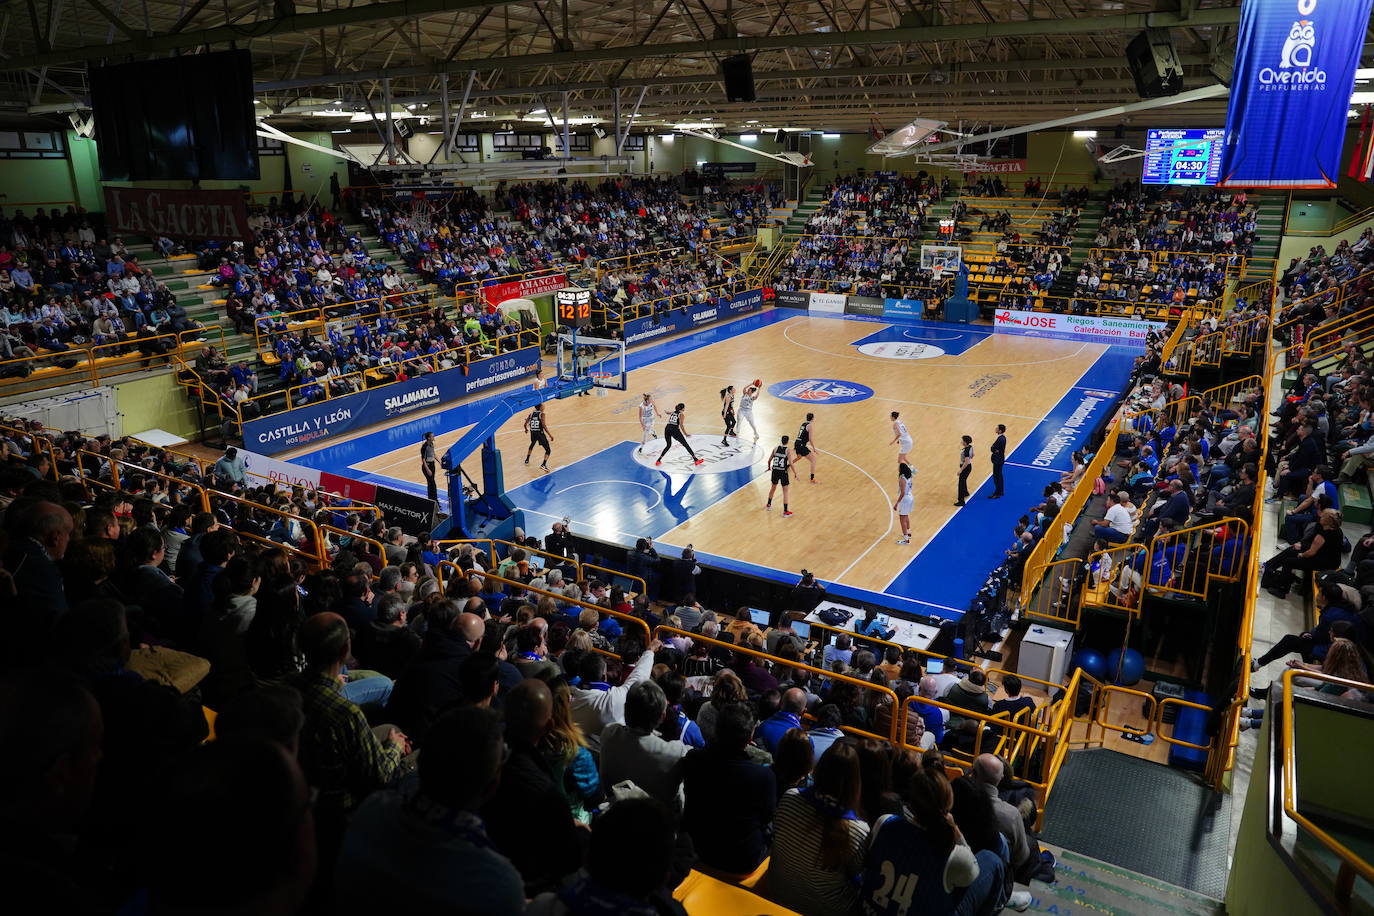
[753,378,762,389]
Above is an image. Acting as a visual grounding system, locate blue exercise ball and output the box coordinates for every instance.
[1071,649,1107,682]
[1107,648,1145,685]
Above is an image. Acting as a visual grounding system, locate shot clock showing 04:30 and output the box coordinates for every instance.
[556,287,593,328]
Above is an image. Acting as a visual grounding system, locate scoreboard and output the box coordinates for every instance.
[1141,128,1225,186]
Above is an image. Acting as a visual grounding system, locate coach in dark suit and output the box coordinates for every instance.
[990,424,1007,498]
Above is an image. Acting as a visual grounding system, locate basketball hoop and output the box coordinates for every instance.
[589,373,613,397]
[920,243,963,280]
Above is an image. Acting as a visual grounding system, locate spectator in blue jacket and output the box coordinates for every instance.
[757,688,809,755]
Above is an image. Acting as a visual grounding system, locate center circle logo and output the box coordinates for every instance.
[631,436,761,474]
[768,378,875,404]
[856,341,947,360]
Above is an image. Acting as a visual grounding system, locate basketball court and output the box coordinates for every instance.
[282,307,1140,617]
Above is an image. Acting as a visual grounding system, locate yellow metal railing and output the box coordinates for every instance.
[244,337,540,419]
[1018,421,1122,597]
[1280,667,1374,895]
[251,288,443,352]
[0,325,226,396]
[1078,542,1149,617]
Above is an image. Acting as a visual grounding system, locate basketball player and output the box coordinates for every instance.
[657,403,705,466]
[637,392,662,453]
[765,434,794,516]
[719,386,737,445]
[890,411,913,465]
[893,462,915,544]
[524,402,553,470]
[739,380,762,439]
[790,412,819,482]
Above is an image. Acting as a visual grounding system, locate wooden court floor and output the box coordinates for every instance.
[338,314,1115,596]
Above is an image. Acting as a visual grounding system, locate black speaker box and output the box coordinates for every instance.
[721,54,756,102]
[1126,28,1184,98]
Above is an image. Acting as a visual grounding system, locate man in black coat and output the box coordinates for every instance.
[388,604,518,743]
[352,593,420,679]
[3,499,73,659]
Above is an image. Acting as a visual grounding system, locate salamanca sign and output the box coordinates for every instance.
[103,187,250,241]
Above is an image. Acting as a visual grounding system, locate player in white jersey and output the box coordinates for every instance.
[738,380,761,439]
[637,392,661,453]
[764,435,794,516]
[890,410,914,464]
[893,462,915,544]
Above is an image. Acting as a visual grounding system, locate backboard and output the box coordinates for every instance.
[920,244,963,279]
[555,332,627,391]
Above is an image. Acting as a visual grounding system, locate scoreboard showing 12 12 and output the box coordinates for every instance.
[556,287,593,328]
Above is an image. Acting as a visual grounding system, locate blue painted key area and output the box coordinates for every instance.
[850,323,988,355]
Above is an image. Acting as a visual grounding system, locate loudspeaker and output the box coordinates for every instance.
[1126,28,1184,98]
[721,54,755,102]
[774,129,786,144]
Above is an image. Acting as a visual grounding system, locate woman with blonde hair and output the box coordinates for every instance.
[539,676,602,823]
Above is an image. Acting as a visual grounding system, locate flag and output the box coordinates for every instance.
[1219,0,1374,188]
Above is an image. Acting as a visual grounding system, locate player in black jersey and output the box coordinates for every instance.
[764,435,794,516]
[789,412,819,482]
[523,402,553,470]
[656,402,705,466]
[719,386,737,446]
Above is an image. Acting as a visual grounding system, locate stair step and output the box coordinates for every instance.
[1031,846,1223,916]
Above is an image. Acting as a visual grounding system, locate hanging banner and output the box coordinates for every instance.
[480,273,567,305]
[960,159,1028,173]
[103,187,251,241]
[1218,0,1374,189]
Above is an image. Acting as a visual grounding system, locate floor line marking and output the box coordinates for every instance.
[361,420,642,472]
[553,479,664,511]
[820,446,897,582]
[901,331,966,341]
[523,507,649,544]
[1005,461,1066,472]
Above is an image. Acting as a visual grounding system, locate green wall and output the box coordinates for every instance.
[1226,712,1328,915]
[3,129,353,214]
[115,373,200,440]
[648,128,1102,193]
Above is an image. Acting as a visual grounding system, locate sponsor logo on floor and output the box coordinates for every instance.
[630,435,762,473]
[768,378,875,403]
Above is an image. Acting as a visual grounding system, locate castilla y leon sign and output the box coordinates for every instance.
[103,187,250,241]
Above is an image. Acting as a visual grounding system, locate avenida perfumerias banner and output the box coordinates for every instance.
[1219,0,1374,189]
